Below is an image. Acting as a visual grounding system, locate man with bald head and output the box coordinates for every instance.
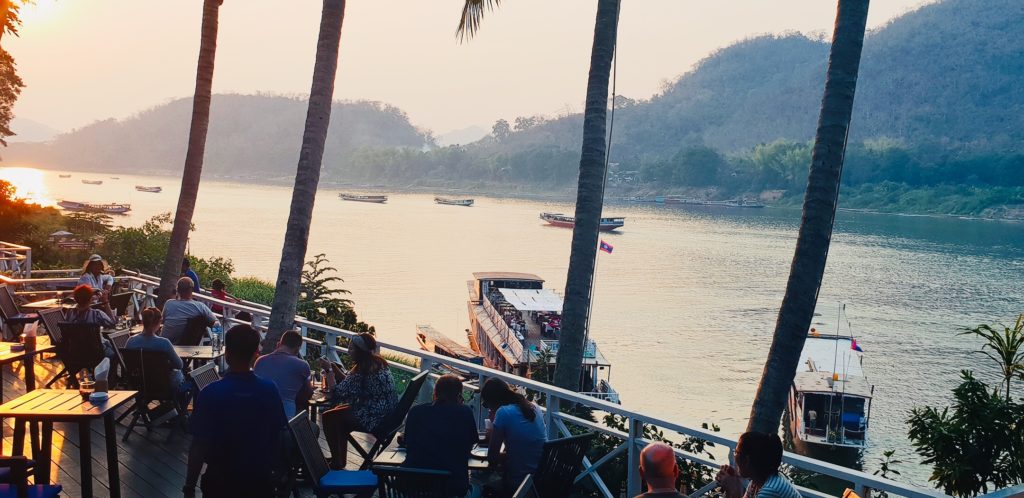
[636,442,687,498]
[161,276,216,344]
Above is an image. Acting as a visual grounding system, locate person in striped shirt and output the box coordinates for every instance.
[716,432,801,498]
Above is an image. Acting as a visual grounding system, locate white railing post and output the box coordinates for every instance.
[298,324,308,357]
[626,417,642,496]
[323,330,340,362]
[417,357,435,405]
[474,374,489,429]
[545,395,561,440]
[23,248,31,278]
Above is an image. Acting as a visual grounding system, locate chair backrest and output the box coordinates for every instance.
[119,348,175,401]
[59,321,106,372]
[375,370,430,439]
[189,362,220,391]
[0,455,32,496]
[178,316,209,346]
[109,292,133,317]
[0,284,19,319]
[372,466,451,498]
[513,474,540,498]
[38,308,66,345]
[288,411,330,484]
[534,432,595,498]
[105,329,132,376]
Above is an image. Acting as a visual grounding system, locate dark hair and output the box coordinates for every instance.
[235,311,253,322]
[481,378,535,422]
[280,330,303,349]
[72,284,93,307]
[141,307,161,329]
[181,257,191,268]
[349,333,388,375]
[737,431,784,482]
[434,375,463,404]
[225,324,261,365]
[211,278,225,291]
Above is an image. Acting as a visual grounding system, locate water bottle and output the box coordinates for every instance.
[211,322,223,352]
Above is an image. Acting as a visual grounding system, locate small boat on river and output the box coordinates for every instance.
[434,197,474,207]
[415,324,483,377]
[59,174,71,178]
[540,212,625,231]
[58,200,131,214]
[339,193,387,203]
[81,179,103,185]
[135,185,162,193]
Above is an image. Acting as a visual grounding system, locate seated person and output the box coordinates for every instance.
[67,284,115,328]
[125,307,190,401]
[208,279,239,314]
[253,330,313,419]
[636,442,686,498]
[184,325,287,498]
[321,333,398,469]
[404,374,478,497]
[78,254,114,297]
[181,257,201,293]
[161,277,216,345]
[481,378,546,492]
[716,432,800,498]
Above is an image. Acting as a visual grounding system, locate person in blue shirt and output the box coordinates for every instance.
[181,257,201,292]
[404,374,479,497]
[481,378,546,493]
[184,324,287,498]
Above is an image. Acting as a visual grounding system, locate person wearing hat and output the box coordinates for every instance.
[79,254,114,298]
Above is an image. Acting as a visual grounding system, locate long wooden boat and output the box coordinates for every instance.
[415,325,482,377]
[339,193,387,203]
[540,212,625,231]
[58,200,131,214]
[434,197,474,207]
[81,179,103,185]
[135,185,162,193]
[58,174,72,178]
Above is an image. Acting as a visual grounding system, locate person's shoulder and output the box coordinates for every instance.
[761,473,800,498]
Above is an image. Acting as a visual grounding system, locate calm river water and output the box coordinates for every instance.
[5,166,1024,485]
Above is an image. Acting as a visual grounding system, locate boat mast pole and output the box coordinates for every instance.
[825,303,842,441]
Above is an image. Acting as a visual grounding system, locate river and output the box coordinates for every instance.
[4,166,1023,486]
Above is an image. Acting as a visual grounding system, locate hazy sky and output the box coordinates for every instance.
[9,0,933,136]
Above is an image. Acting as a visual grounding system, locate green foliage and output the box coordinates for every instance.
[100,213,174,275]
[0,0,27,146]
[229,276,276,306]
[190,256,234,289]
[961,314,1024,398]
[907,370,1024,497]
[872,449,903,498]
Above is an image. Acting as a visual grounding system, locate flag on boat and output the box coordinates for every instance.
[599,240,614,254]
[851,338,863,352]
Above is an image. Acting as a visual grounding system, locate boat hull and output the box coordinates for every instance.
[540,212,624,231]
[435,198,474,207]
[339,194,387,203]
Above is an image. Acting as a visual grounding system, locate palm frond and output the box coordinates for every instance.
[456,0,500,42]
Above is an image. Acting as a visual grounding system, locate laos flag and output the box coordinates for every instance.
[599,240,614,254]
[851,338,863,352]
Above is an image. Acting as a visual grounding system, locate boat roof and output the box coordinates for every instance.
[473,272,544,282]
[800,336,864,379]
[498,288,562,312]
[793,371,873,398]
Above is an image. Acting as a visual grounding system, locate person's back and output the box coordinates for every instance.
[494,402,546,485]
[162,278,214,345]
[403,375,478,497]
[253,333,311,419]
[125,332,184,387]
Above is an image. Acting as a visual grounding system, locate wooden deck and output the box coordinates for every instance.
[1,351,371,498]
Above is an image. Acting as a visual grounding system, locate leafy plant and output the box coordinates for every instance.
[230,277,276,306]
[961,314,1024,398]
[871,450,903,498]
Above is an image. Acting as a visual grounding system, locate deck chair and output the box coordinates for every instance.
[108,292,133,319]
[372,466,451,498]
[188,361,220,392]
[0,285,38,340]
[57,322,107,389]
[348,370,430,470]
[288,412,377,497]
[533,432,595,498]
[105,328,132,387]
[512,475,539,498]
[38,308,71,387]
[177,316,209,346]
[0,456,61,498]
[119,348,186,441]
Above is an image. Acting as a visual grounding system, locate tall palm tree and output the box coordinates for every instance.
[747,0,870,434]
[457,0,621,392]
[156,0,223,306]
[264,0,346,350]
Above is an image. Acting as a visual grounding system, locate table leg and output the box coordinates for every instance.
[25,353,36,392]
[79,420,93,498]
[104,414,121,498]
[12,418,24,456]
[28,421,39,467]
[39,421,52,484]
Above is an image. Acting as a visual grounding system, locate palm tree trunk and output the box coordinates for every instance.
[747,0,870,433]
[264,0,346,351]
[552,0,620,392]
[156,0,222,306]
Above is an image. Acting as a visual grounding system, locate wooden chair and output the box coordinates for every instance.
[287,412,377,497]
[188,362,220,392]
[0,285,38,340]
[372,466,452,498]
[177,316,209,346]
[533,432,595,498]
[108,292,133,319]
[105,328,132,387]
[512,474,539,498]
[0,456,61,498]
[118,348,185,441]
[57,322,107,388]
[38,309,71,388]
[348,370,430,470]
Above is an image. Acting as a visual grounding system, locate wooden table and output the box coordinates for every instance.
[0,342,58,454]
[0,389,137,498]
[19,298,75,312]
[174,345,224,369]
[373,441,491,471]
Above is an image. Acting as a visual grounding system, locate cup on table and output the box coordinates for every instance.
[79,380,96,400]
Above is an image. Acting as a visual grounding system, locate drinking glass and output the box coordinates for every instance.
[79,380,96,400]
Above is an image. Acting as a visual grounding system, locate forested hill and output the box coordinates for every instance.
[3,94,433,177]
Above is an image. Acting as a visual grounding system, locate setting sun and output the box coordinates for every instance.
[0,166,53,206]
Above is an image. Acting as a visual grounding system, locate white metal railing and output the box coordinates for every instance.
[0,269,988,498]
[0,242,31,278]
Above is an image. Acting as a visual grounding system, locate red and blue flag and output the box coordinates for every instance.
[851,338,863,352]
[599,240,613,254]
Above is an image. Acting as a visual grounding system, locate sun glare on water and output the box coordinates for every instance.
[0,167,54,206]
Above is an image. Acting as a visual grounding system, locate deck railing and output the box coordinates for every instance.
[0,242,31,278]
[480,294,526,364]
[0,269,975,498]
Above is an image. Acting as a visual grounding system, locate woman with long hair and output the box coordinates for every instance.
[321,333,398,469]
[481,378,547,492]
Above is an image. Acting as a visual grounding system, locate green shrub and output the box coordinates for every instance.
[230,277,276,306]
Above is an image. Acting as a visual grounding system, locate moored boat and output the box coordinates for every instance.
[540,212,625,231]
[81,179,103,185]
[135,185,162,193]
[57,200,131,214]
[415,324,483,377]
[788,332,873,453]
[339,193,387,203]
[466,272,619,403]
[434,197,474,207]
[707,198,766,208]
[58,174,72,178]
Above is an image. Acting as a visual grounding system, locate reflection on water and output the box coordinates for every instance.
[0,166,54,206]
[6,166,1024,486]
